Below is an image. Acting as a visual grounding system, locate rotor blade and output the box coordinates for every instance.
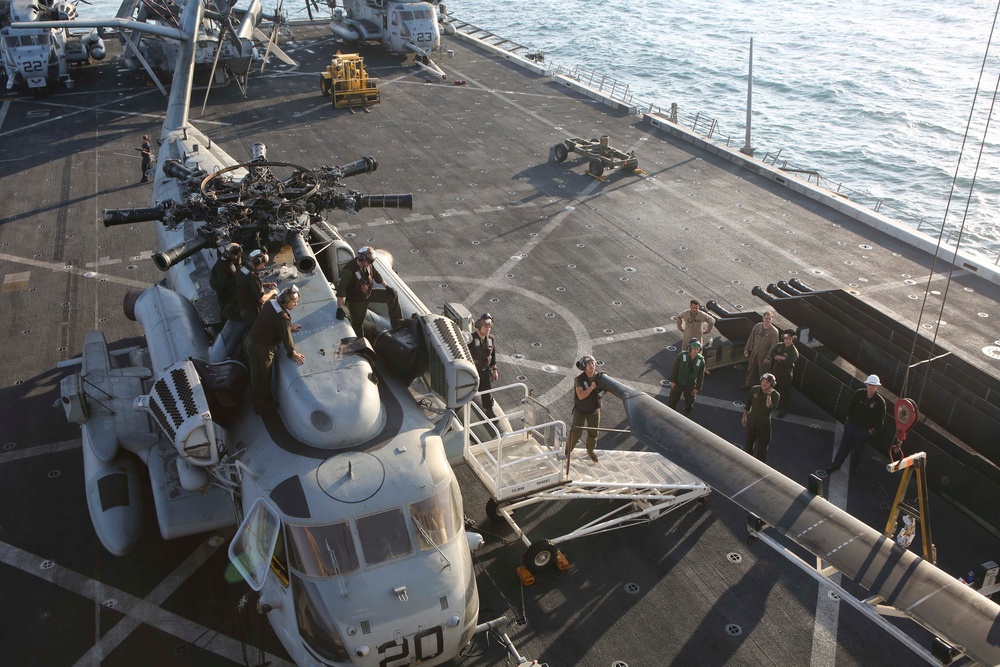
[253,25,296,68]
[201,38,226,115]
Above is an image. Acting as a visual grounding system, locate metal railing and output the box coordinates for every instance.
[446,17,1000,266]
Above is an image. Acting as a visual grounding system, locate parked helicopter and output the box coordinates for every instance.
[328,0,454,78]
[17,0,295,97]
[1,0,106,93]
[56,0,533,664]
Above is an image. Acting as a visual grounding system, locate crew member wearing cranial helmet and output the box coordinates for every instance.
[827,374,887,476]
[667,339,706,415]
[468,313,498,419]
[335,245,405,338]
[245,285,305,414]
[741,372,781,464]
[236,248,278,333]
[566,354,603,463]
[210,242,243,324]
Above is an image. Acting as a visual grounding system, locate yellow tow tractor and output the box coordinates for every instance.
[320,52,381,112]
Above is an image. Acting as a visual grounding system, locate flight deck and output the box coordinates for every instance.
[1,19,999,667]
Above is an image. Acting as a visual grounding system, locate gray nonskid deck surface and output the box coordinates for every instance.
[0,23,997,667]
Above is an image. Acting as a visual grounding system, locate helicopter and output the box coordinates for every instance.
[1,0,106,93]
[16,0,296,97]
[328,0,455,79]
[56,0,535,664]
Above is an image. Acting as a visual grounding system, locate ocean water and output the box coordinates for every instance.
[80,0,1000,261]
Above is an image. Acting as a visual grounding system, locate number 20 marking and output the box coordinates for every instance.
[377,626,444,667]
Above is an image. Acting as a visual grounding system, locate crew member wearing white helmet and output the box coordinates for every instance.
[742,373,781,464]
[567,355,603,463]
[236,248,278,332]
[245,285,305,414]
[468,313,499,420]
[827,374,887,476]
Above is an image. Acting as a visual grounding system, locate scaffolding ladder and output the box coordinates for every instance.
[462,384,710,574]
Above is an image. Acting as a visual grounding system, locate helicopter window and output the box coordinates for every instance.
[292,575,350,663]
[409,482,463,551]
[285,522,360,578]
[356,508,413,566]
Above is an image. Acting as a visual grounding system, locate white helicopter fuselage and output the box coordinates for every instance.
[332,0,440,56]
[2,0,104,91]
[62,0,482,663]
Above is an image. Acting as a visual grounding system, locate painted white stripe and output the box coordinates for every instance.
[0,539,293,666]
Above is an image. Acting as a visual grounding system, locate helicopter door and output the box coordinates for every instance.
[229,497,283,592]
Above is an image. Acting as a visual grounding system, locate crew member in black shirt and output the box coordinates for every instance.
[468,313,498,419]
[828,374,887,476]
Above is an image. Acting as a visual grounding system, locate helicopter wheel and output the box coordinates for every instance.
[553,143,568,162]
[589,159,605,177]
[320,76,331,97]
[523,540,557,573]
[485,498,508,522]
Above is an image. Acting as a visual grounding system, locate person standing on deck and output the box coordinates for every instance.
[765,329,799,417]
[676,299,716,350]
[566,355,603,463]
[742,311,779,390]
[742,373,780,464]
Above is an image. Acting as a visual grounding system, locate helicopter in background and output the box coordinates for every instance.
[1,0,106,93]
[15,0,296,97]
[328,0,454,79]
[55,0,538,664]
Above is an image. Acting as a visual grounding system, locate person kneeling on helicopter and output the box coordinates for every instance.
[246,285,305,414]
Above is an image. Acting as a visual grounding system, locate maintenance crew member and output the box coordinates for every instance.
[236,249,278,333]
[827,375,887,476]
[245,285,305,414]
[335,245,404,337]
[137,135,153,183]
[676,299,716,349]
[742,373,780,464]
[742,311,779,390]
[468,313,498,420]
[567,355,603,463]
[765,329,799,417]
[209,242,243,323]
[667,339,706,414]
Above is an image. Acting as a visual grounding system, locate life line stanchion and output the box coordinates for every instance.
[883,399,935,563]
[564,425,631,476]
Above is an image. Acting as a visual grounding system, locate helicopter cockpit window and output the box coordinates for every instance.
[400,10,414,20]
[285,522,360,577]
[356,508,413,566]
[409,481,463,551]
[292,575,350,663]
[3,36,19,48]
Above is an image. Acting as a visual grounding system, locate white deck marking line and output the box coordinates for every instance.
[0,438,81,464]
[0,252,150,289]
[0,539,293,666]
[811,422,847,666]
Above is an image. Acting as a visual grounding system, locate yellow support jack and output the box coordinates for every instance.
[516,566,536,586]
[884,451,936,564]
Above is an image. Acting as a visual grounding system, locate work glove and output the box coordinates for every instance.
[336,307,346,320]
